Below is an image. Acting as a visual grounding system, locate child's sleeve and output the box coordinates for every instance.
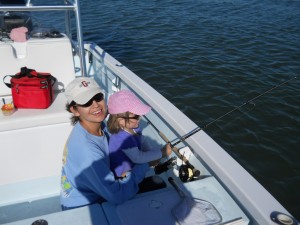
[122,146,162,163]
[140,135,155,152]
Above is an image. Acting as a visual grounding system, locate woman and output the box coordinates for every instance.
[60,77,149,210]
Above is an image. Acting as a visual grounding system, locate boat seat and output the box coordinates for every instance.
[0,175,60,206]
[0,92,73,187]
[0,34,75,96]
[0,92,70,132]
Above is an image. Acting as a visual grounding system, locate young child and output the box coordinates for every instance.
[107,89,171,178]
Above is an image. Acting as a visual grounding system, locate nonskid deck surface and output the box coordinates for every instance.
[0,169,249,225]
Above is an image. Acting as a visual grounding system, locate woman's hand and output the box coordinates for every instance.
[148,159,161,167]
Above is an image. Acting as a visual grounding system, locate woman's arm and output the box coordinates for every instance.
[79,145,149,205]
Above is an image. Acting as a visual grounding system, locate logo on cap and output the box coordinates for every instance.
[81,81,89,87]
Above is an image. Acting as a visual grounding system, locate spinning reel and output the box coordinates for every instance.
[179,164,195,182]
[154,155,200,183]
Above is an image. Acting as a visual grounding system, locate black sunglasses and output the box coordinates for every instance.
[76,93,104,107]
[118,115,141,120]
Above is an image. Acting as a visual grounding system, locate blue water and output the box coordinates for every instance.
[36,0,300,219]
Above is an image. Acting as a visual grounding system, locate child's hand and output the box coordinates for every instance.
[161,143,172,157]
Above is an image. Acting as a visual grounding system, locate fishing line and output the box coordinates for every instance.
[170,76,298,148]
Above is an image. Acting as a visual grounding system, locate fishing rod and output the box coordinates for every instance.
[170,76,298,148]
[144,116,201,180]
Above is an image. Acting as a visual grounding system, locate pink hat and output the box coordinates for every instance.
[108,90,151,115]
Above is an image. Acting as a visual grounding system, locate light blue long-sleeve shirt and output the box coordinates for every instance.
[60,122,149,208]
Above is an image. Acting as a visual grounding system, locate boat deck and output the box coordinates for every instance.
[0,173,249,225]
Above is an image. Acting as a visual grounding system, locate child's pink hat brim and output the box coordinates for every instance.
[108,90,151,115]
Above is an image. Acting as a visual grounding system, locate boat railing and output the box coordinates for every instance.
[0,0,87,76]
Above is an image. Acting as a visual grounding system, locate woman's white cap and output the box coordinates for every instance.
[65,77,104,104]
